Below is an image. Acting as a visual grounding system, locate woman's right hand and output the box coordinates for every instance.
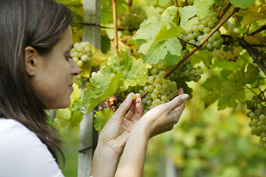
[140,89,189,138]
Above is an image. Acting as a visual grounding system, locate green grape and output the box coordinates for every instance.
[178,11,223,51]
[77,60,83,67]
[71,41,93,78]
[245,98,266,148]
[131,94,137,100]
[203,27,211,34]
[124,5,147,31]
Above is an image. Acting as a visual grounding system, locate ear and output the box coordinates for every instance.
[25,46,38,76]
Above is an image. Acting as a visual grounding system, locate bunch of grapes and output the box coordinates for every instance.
[124,5,147,31]
[139,67,178,113]
[178,12,224,51]
[171,62,204,83]
[246,99,266,148]
[70,42,92,68]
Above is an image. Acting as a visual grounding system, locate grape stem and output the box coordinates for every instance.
[248,25,266,36]
[218,2,232,20]
[128,0,133,10]
[178,37,200,48]
[112,0,119,55]
[164,7,240,79]
[73,23,126,31]
[239,40,266,77]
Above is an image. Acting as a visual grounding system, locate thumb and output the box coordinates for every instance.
[163,94,189,112]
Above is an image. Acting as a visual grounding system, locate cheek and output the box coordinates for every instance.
[34,66,72,109]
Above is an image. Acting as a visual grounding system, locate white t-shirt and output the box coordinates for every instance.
[0,118,64,177]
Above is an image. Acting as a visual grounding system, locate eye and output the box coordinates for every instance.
[65,54,72,61]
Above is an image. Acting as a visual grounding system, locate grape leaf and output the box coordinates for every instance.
[69,110,84,127]
[56,108,72,120]
[142,38,182,65]
[103,53,148,90]
[122,57,148,89]
[70,83,81,103]
[158,0,171,7]
[194,0,214,19]
[230,0,255,9]
[164,53,183,66]
[82,73,123,114]
[228,64,259,85]
[218,80,245,110]
[133,6,181,54]
[202,75,222,108]
[94,109,114,131]
[190,50,212,69]
[178,6,198,29]
[146,0,157,6]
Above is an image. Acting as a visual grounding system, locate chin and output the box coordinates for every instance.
[49,99,71,109]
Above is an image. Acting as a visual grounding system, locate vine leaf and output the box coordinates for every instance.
[133,6,183,65]
[94,109,114,131]
[142,38,182,65]
[230,0,255,9]
[178,6,198,29]
[203,64,259,110]
[82,53,148,114]
[218,80,245,110]
[194,0,214,18]
[202,75,222,108]
[82,73,122,114]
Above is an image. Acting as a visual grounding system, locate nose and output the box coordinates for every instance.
[70,59,81,76]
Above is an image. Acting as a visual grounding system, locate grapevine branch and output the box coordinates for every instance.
[218,2,232,20]
[248,25,266,36]
[164,7,240,78]
[239,40,266,76]
[112,0,119,55]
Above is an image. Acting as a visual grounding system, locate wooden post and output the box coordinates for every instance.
[78,0,101,177]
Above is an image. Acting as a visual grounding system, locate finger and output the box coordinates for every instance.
[163,94,189,112]
[178,88,184,95]
[136,94,143,116]
[168,103,185,123]
[132,102,142,123]
[121,117,133,132]
[125,103,135,120]
[112,93,133,121]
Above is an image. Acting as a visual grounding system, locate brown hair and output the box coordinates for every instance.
[0,0,73,163]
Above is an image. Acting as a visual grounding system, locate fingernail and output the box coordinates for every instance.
[182,94,189,101]
[126,94,132,102]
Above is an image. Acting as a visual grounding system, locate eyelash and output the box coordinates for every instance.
[65,54,72,61]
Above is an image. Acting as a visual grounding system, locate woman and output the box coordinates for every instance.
[0,0,188,177]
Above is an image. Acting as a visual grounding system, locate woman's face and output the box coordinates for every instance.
[30,26,80,109]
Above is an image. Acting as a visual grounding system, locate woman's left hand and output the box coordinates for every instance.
[98,93,143,156]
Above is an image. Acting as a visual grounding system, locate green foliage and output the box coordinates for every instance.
[94,109,114,131]
[81,51,148,114]
[230,0,256,9]
[194,0,214,18]
[133,6,183,65]
[82,72,122,114]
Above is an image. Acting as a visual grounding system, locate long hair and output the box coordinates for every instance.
[0,0,73,163]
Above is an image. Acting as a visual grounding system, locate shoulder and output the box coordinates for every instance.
[0,118,64,177]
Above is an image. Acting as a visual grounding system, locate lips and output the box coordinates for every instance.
[69,82,73,92]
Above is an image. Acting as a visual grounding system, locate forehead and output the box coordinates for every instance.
[55,26,73,51]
